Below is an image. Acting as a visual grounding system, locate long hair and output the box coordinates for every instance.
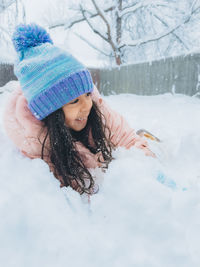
[38,101,114,195]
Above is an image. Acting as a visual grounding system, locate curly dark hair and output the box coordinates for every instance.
[38,101,114,195]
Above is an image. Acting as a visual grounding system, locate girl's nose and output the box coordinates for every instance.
[80,96,92,112]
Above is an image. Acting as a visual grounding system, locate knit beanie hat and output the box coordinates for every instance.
[12,23,94,120]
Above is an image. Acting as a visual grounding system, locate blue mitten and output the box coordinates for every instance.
[157,172,187,191]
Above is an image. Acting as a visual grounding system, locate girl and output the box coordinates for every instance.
[3,23,154,195]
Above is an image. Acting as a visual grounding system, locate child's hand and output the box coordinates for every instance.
[134,138,156,158]
[136,129,161,158]
[144,147,156,158]
[138,141,156,158]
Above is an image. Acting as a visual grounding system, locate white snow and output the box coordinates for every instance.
[1,81,200,267]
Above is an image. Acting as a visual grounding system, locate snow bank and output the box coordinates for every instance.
[1,82,200,267]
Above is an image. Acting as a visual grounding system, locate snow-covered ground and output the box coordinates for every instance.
[1,81,200,267]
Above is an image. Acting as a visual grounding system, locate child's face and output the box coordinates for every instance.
[62,92,93,131]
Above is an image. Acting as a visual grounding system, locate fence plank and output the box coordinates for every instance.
[0,63,17,87]
[90,53,200,96]
[1,53,200,96]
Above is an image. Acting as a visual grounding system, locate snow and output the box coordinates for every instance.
[1,81,200,266]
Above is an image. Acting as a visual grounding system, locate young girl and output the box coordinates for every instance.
[3,23,154,195]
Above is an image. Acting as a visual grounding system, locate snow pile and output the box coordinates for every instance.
[1,82,200,267]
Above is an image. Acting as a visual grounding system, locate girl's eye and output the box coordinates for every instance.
[70,93,91,104]
[70,99,79,104]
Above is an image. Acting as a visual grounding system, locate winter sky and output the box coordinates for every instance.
[1,1,200,266]
[23,0,103,67]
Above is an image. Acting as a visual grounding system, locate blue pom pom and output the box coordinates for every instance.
[12,23,53,53]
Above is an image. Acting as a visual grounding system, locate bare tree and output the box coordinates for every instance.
[0,0,16,12]
[47,0,200,66]
[0,0,26,50]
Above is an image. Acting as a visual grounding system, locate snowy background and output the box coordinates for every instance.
[1,81,200,267]
[1,0,200,266]
[1,0,200,66]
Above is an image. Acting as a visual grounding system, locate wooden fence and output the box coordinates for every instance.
[90,53,200,96]
[0,63,17,88]
[1,52,200,96]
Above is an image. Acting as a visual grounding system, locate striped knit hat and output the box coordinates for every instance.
[12,23,94,120]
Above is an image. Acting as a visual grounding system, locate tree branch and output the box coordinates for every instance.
[79,4,108,43]
[74,32,111,57]
[119,4,200,49]
[91,0,111,38]
[151,10,189,50]
[0,25,11,37]
[116,0,122,44]
[120,1,169,17]
[49,5,115,30]
[90,0,121,64]
[0,0,15,13]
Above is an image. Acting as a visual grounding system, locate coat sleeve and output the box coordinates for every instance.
[91,85,155,156]
[2,84,67,186]
[3,83,47,159]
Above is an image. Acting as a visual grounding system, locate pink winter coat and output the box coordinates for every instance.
[3,82,152,186]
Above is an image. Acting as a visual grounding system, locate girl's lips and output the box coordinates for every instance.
[75,117,87,123]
